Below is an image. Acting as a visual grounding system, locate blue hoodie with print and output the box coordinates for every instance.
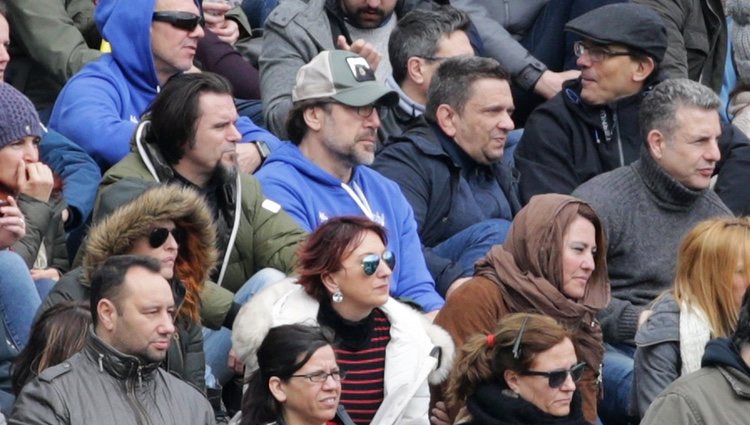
[48,0,279,170]
[256,143,444,312]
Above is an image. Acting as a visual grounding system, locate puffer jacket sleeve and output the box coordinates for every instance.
[11,194,54,269]
[633,341,680,418]
[199,281,236,330]
[242,177,306,274]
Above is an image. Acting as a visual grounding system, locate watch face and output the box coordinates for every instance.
[257,141,271,159]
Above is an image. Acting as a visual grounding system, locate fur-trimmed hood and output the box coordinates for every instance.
[232,279,454,385]
[83,179,218,322]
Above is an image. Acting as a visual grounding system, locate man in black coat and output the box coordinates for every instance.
[515,2,750,215]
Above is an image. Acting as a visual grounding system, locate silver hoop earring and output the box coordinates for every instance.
[332,290,344,303]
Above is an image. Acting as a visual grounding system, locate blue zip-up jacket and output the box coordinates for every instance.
[255,143,444,312]
[48,0,279,171]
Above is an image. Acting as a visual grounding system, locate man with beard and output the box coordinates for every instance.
[372,56,521,299]
[97,72,306,387]
[10,255,216,425]
[260,0,441,137]
[256,50,445,314]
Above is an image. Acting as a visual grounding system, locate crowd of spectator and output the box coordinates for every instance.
[1,0,750,424]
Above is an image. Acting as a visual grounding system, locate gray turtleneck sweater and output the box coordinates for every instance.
[572,149,733,344]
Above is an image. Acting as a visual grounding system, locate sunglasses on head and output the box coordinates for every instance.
[520,362,587,388]
[149,227,185,249]
[361,250,395,276]
[152,11,204,31]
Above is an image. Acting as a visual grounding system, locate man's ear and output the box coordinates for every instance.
[97,299,117,332]
[268,377,288,403]
[406,57,426,85]
[632,57,656,83]
[435,104,457,137]
[646,129,666,159]
[303,106,324,132]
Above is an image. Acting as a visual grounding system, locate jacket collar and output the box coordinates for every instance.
[84,328,161,382]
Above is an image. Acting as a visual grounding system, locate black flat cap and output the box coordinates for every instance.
[565,3,668,63]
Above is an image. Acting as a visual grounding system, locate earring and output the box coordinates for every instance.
[332,290,344,303]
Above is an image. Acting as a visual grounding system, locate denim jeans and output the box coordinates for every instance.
[599,343,635,425]
[0,251,44,348]
[431,219,511,281]
[203,268,286,388]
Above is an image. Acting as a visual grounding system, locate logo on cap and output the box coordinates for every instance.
[346,57,375,82]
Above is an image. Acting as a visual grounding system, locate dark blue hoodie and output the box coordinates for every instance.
[256,143,444,312]
[48,0,279,170]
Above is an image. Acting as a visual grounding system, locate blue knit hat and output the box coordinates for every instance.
[0,84,44,149]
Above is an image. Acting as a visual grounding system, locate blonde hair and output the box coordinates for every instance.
[673,217,750,337]
[445,313,570,411]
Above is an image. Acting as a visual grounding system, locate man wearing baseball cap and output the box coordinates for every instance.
[514,2,750,215]
[256,50,445,314]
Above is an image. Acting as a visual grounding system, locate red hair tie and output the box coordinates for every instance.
[486,334,495,348]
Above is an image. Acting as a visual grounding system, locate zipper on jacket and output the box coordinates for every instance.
[613,110,625,167]
[127,366,152,425]
[503,0,510,27]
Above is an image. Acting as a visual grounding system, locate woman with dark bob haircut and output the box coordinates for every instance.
[239,324,350,425]
[233,216,454,425]
[447,313,589,424]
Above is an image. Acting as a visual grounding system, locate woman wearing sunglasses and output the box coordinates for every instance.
[631,217,750,418]
[39,180,217,393]
[434,194,609,424]
[237,323,353,425]
[447,313,590,425]
[233,216,454,425]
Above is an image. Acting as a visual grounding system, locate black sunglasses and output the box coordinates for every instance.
[361,251,396,276]
[521,362,587,388]
[152,11,204,31]
[149,227,185,248]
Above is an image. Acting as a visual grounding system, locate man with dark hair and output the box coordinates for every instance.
[10,255,216,425]
[98,72,306,386]
[641,287,750,424]
[256,50,444,314]
[259,0,441,137]
[372,56,521,298]
[379,5,474,141]
[572,78,733,424]
[516,3,750,215]
[48,0,278,171]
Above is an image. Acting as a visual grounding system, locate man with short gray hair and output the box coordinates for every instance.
[572,78,733,421]
[373,56,521,298]
[379,6,475,142]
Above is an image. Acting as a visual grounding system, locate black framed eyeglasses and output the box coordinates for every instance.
[353,104,383,118]
[290,370,347,383]
[521,362,587,388]
[416,55,449,62]
[152,11,205,31]
[362,250,396,276]
[573,41,631,63]
[149,227,185,248]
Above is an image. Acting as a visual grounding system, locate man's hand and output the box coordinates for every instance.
[17,161,54,203]
[203,2,240,45]
[227,349,245,375]
[336,36,381,71]
[533,70,581,99]
[31,268,61,282]
[430,402,451,425]
[0,196,26,249]
[235,143,263,174]
[445,277,471,300]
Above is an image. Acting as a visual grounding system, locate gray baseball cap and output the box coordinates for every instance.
[292,50,398,107]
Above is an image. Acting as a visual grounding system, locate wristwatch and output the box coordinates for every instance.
[255,140,271,165]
